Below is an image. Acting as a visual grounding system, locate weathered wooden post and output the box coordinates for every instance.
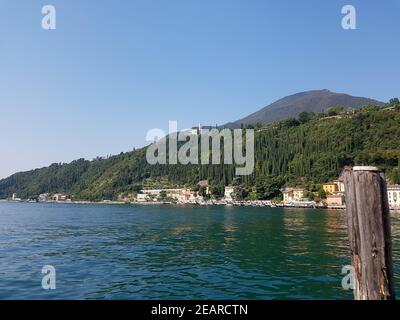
[342,166,395,300]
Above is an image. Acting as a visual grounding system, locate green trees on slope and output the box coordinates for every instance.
[1,104,400,200]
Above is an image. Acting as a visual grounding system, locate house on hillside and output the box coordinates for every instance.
[323,180,345,194]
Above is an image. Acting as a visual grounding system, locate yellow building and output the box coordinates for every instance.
[323,180,345,195]
[323,183,338,194]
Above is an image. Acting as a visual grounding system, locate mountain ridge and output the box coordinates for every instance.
[225,89,384,128]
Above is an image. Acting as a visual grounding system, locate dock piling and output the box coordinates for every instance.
[342,166,395,300]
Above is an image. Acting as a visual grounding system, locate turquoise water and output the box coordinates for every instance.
[0,202,399,299]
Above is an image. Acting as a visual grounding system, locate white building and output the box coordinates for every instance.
[185,123,203,136]
[388,185,400,209]
[38,193,50,202]
[137,193,150,202]
[138,189,202,202]
[53,194,68,201]
[224,186,235,201]
[11,193,21,201]
[282,188,306,203]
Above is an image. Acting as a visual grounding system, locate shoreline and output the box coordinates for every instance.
[2,199,400,212]
[0,199,400,213]
[0,198,340,210]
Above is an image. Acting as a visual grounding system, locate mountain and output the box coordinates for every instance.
[1,101,399,201]
[225,89,384,128]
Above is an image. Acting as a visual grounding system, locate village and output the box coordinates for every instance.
[7,179,400,211]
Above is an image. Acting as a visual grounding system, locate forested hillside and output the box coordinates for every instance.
[1,102,400,201]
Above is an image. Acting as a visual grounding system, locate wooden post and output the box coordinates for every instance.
[342,166,395,300]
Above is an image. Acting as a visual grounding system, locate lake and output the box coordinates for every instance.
[0,202,399,299]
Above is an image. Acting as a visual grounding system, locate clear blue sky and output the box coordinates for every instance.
[0,0,399,178]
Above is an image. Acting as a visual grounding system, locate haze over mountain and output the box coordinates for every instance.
[225,89,384,128]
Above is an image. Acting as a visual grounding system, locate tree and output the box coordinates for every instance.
[327,105,344,116]
[3,103,400,202]
[318,189,327,199]
[158,190,167,201]
[389,98,400,109]
[210,182,224,199]
[232,185,243,200]
[298,111,316,124]
[389,168,400,184]
[280,117,300,128]
[198,186,207,197]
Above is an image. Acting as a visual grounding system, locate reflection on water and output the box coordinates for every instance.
[0,202,398,299]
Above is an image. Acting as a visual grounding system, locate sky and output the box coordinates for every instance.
[0,0,399,179]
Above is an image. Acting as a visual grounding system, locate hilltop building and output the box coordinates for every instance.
[188,123,203,135]
[187,123,215,136]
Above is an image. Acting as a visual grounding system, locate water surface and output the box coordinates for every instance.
[0,202,399,299]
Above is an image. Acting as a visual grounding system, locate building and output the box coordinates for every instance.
[323,183,338,194]
[137,189,202,202]
[323,180,345,194]
[187,124,214,136]
[38,193,51,202]
[11,193,22,201]
[188,123,203,135]
[326,194,345,207]
[387,185,400,209]
[177,189,200,202]
[136,193,150,202]
[224,186,236,201]
[53,194,68,201]
[282,188,306,203]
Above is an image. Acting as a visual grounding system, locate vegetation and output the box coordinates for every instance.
[1,101,399,201]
